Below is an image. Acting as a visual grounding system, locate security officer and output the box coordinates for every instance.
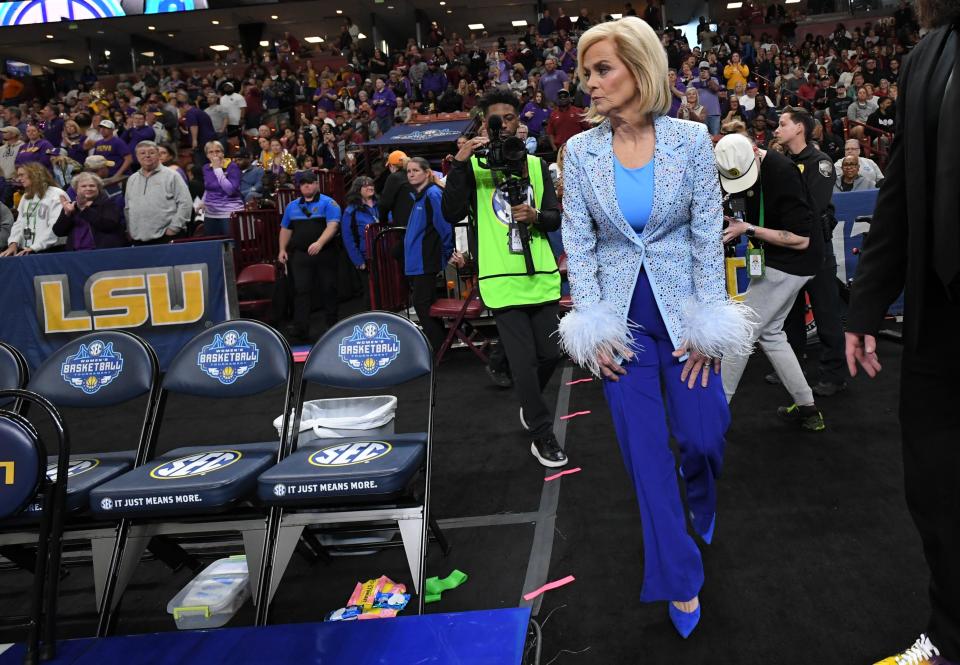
[277,171,341,342]
[441,89,567,468]
[774,106,848,396]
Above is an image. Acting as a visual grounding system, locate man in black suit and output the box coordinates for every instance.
[847,2,960,662]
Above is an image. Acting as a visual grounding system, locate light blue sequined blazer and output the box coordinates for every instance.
[558,115,753,375]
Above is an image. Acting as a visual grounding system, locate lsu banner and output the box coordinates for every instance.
[0,240,236,370]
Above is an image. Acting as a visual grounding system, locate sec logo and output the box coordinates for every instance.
[150,450,242,479]
[309,441,392,467]
[46,458,100,482]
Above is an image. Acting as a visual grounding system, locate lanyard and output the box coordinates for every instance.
[758,191,765,228]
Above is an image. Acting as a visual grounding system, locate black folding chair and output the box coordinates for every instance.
[0,332,160,617]
[0,389,69,664]
[0,342,29,413]
[254,311,439,623]
[89,320,295,635]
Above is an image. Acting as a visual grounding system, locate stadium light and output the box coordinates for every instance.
[259,40,270,46]
[147,25,156,30]
[785,0,801,3]
[141,51,155,57]
[336,9,343,13]
[104,50,111,56]
[468,23,485,30]
[447,9,452,12]
[211,19,219,24]
[512,20,527,26]
[569,16,578,22]
[270,15,278,19]
[357,32,367,39]
[209,44,230,51]
[45,34,53,38]
[304,36,324,43]
[726,1,743,6]
[50,58,74,64]
[440,1,446,5]
[611,13,623,18]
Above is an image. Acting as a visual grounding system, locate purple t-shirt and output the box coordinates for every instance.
[670,80,687,117]
[539,70,570,105]
[691,78,722,116]
[184,106,217,146]
[15,139,55,169]
[93,136,131,177]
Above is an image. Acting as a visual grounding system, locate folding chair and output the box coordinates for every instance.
[0,389,69,664]
[254,311,439,623]
[88,320,294,636]
[230,210,282,321]
[429,286,490,363]
[0,333,160,614]
[0,342,29,413]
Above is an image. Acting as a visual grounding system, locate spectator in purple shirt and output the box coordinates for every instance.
[93,120,132,185]
[199,141,244,237]
[668,68,687,117]
[420,61,448,100]
[40,105,64,146]
[690,62,722,135]
[538,57,569,106]
[372,78,397,132]
[52,172,126,250]
[177,90,216,165]
[121,111,156,169]
[15,124,55,171]
[521,90,551,137]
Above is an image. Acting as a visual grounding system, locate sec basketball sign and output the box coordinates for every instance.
[338,323,401,377]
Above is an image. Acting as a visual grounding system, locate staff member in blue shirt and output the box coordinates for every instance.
[404,156,459,353]
[278,171,341,342]
[342,175,379,307]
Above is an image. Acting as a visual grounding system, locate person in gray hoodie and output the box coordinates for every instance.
[125,140,192,244]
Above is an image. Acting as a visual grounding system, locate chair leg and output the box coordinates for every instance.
[434,318,459,363]
[429,517,451,556]
[397,516,425,598]
[95,521,152,637]
[25,485,53,665]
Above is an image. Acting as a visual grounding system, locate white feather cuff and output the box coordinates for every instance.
[558,300,636,376]
[680,298,758,359]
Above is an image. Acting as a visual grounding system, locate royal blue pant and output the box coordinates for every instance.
[603,270,730,602]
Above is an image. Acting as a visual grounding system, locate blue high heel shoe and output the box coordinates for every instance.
[669,601,701,639]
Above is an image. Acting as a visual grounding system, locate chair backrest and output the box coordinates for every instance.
[230,210,280,273]
[28,331,159,409]
[302,311,432,390]
[0,408,43,520]
[162,319,291,398]
[0,343,28,410]
[275,187,297,213]
[366,225,409,312]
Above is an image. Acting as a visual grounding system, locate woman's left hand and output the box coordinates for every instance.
[672,345,721,389]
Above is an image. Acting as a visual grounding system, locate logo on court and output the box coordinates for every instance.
[338,323,400,377]
[308,441,392,467]
[197,330,259,385]
[149,450,242,479]
[60,341,123,395]
[46,458,100,482]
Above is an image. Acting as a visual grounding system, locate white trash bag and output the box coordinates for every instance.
[273,395,397,441]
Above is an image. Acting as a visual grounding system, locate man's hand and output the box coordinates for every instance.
[0,244,18,257]
[845,331,882,378]
[16,247,33,256]
[510,203,538,224]
[672,345,721,389]
[308,240,323,255]
[448,250,466,268]
[164,227,179,237]
[278,249,288,264]
[454,136,489,162]
[722,217,749,244]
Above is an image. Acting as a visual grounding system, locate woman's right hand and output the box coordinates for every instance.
[597,351,629,382]
[59,194,76,215]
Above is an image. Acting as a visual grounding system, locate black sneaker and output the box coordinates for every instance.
[531,434,568,468]
[485,364,513,388]
[777,403,826,432]
[812,381,847,397]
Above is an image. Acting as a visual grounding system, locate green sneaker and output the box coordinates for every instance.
[777,404,826,432]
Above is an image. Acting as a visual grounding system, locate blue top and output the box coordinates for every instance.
[404,184,454,276]
[342,200,380,266]
[280,194,341,229]
[614,155,654,233]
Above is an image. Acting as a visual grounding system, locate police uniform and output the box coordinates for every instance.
[281,192,341,340]
[784,143,848,388]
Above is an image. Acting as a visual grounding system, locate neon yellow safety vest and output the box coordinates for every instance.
[470,155,561,310]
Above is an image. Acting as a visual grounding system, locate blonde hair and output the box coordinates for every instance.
[576,16,671,124]
[18,162,55,199]
[70,171,104,194]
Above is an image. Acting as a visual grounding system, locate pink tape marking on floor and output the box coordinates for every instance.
[565,378,594,386]
[559,410,591,421]
[544,467,582,482]
[292,351,309,363]
[523,575,576,601]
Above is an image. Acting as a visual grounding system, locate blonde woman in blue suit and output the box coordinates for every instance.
[559,17,754,638]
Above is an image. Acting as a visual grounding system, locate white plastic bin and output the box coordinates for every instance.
[274,396,397,445]
[167,555,250,630]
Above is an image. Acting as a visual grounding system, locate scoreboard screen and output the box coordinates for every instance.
[0,0,208,26]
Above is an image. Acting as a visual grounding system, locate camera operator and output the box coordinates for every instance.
[716,133,827,432]
[775,106,848,397]
[441,89,567,468]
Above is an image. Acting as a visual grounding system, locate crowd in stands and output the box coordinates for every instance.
[0,0,919,255]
